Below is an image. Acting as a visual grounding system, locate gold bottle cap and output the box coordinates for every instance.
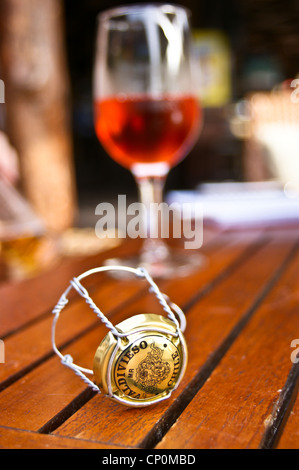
[93,313,187,407]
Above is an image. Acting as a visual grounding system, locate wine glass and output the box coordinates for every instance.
[93,4,203,278]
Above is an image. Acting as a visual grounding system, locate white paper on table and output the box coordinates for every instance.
[166,182,299,227]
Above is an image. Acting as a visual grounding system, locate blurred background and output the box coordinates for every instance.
[0,0,299,279]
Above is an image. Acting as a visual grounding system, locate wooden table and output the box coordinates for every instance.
[0,224,299,450]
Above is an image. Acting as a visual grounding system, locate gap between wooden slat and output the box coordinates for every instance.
[138,240,299,449]
[37,388,97,435]
[181,236,269,312]
[259,361,299,449]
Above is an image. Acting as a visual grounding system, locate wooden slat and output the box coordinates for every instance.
[50,238,296,448]
[0,426,125,449]
[0,232,262,433]
[156,242,299,449]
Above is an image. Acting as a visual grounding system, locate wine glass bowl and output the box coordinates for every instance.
[94,94,200,176]
[93,4,203,278]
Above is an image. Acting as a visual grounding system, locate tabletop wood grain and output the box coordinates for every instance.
[0,224,298,449]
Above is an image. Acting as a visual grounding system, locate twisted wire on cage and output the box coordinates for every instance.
[70,277,120,336]
[61,354,100,392]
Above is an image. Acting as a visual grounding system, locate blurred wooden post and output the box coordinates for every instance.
[0,0,76,233]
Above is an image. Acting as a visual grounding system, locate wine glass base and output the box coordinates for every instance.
[103,249,207,279]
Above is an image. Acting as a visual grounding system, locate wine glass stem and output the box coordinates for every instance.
[135,175,170,262]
